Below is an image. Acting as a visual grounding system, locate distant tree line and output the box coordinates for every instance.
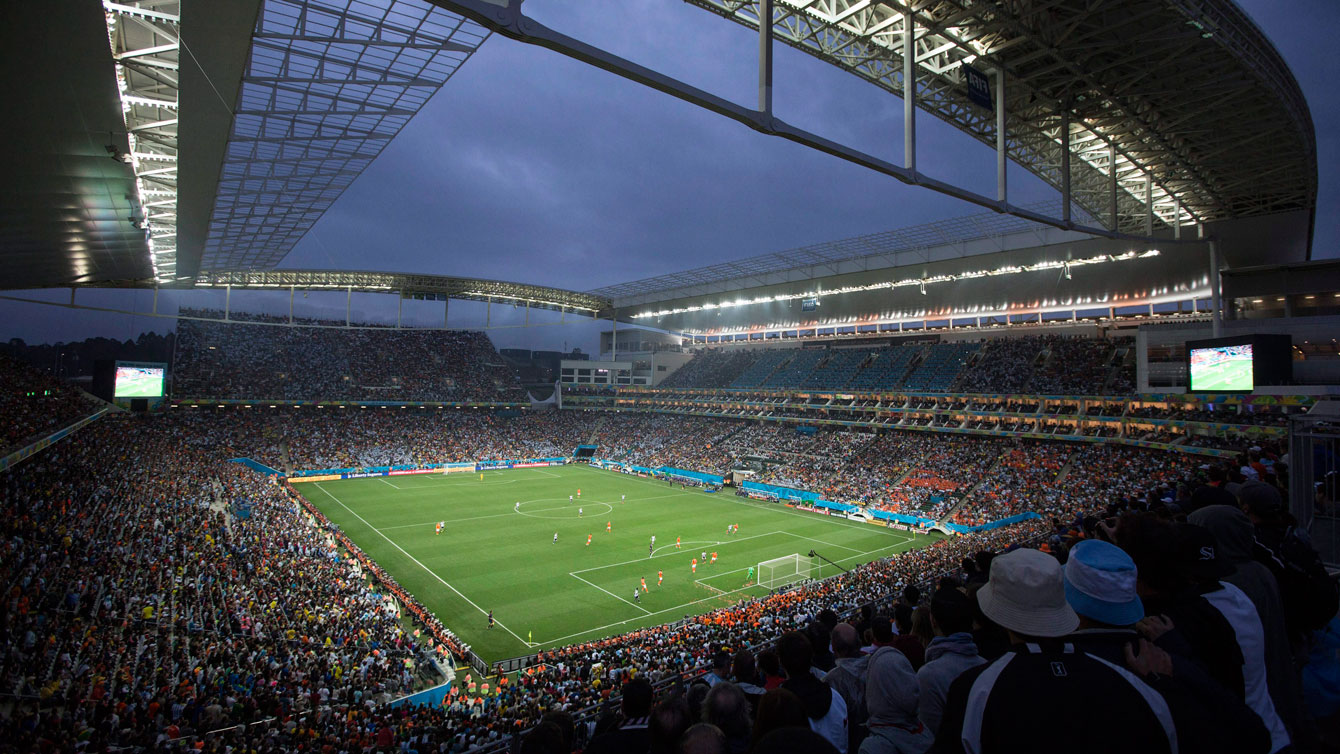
[2,332,175,379]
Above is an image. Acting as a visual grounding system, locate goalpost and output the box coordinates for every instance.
[757,553,816,590]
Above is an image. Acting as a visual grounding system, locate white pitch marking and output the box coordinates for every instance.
[313,483,530,647]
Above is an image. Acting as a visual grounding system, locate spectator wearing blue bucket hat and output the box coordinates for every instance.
[1063,539,1272,754]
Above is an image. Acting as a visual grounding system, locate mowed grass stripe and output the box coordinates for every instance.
[302,466,939,661]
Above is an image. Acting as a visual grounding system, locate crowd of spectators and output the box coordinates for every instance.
[952,337,1042,394]
[662,334,1139,396]
[0,352,97,452]
[3,398,1330,753]
[1,416,442,753]
[173,310,525,402]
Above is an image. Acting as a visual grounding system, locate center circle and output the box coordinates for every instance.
[515,500,613,520]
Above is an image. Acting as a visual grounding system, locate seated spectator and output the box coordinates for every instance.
[891,604,925,669]
[1062,539,1270,754]
[702,682,752,754]
[681,722,727,754]
[752,688,809,743]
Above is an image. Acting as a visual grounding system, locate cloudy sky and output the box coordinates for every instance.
[6,0,1337,350]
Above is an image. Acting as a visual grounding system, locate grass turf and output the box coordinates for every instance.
[298,465,940,662]
[1191,357,1253,391]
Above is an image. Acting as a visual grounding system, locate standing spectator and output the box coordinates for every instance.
[891,604,926,669]
[935,549,1176,754]
[1063,539,1270,754]
[779,631,850,753]
[825,623,872,753]
[702,682,752,754]
[732,649,768,715]
[860,646,932,754]
[586,677,655,754]
[916,588,986,737]
[1189,503,1307,743]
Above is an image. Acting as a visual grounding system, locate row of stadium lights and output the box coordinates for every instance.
[180,404,522,409]
[631,251,1162,321]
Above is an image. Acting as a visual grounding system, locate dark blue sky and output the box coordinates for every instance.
[5,0,1336,350]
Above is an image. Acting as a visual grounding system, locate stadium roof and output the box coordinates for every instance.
[197,0,488,273]
[592,199,1102,305]
[76,268,613,314]
[437,0,1315,246]
[3,0,487,290]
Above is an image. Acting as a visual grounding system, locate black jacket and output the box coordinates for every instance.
[934,642,1175,754]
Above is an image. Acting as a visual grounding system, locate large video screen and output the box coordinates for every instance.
[114,363,165,398]
[1189,344,1254,392]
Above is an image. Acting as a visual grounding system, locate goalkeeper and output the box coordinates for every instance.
[746,565,755,584]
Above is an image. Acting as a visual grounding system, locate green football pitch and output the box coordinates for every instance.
[1192,357,1253,391]
[115,372,162,397]
[300,465,940,661]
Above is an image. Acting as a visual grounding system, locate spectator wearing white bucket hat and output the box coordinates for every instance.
[934,548,1176,754]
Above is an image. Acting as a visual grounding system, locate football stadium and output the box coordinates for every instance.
[4,1,1340,752]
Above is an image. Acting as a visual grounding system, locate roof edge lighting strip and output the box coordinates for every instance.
[630,250,1162,319]
[104,0,180,283]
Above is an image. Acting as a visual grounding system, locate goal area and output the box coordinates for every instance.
[757,553,815,590]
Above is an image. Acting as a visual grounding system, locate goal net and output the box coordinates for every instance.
[757,554,815,590]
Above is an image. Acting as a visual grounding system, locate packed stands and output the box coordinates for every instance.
[173,309,525,402]
[953,336,1043,393]
[1029,335,1121,395]
[661,334,1146,396]
[1,403,1313,753]
[0,352,97,452]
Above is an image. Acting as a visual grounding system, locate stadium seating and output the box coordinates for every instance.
[761,348,825,388]
[0,352,97,452]
[728,348,791,388]
[801,348,868,389]
[658,347,759,388]
[0,401,1303,753]
[902,342,981,392]
[846,345,919,390]
[173,309,526,402]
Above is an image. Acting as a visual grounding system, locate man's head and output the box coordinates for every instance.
[702,682,751,740]
[893,603,913,633]
[870,614,894,644]
[648,696,691,754]
[1062,539,1143,628]
[731,648,757,683]
[776,630,814,678]
[711,651,731,676]
[1238,480,1285,524]
[929,587,974,636]
[679,723,727,754]
[829,623,862,659]
[621,677,654,719]
[901,584,922,607]
[976,548,1079,640]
